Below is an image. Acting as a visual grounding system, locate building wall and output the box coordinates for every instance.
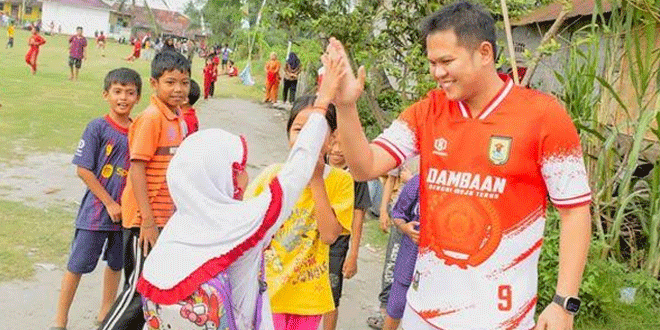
[41,2,109,37]
[1,2,42,22]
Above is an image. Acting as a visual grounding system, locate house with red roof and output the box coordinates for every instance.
[41,0,112,37]
[109,2,191,39]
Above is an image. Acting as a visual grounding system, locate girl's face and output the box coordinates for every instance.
[235,169,249,200]
[288,108,331,152]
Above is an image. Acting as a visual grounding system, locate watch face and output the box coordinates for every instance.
[566,297,581,313]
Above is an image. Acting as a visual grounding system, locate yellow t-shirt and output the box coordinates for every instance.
[246,164,354,315]
[8,26,15,38]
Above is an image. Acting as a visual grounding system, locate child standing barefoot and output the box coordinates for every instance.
[50,68,142,330]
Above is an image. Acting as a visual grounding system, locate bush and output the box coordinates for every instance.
[538,209,660,328]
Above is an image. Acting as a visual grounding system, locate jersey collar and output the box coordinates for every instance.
[151,95,180,120]
[104,115,130,135]
[457,77,514,120]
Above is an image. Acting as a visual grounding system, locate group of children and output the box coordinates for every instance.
[49,50,203,330]
[49,38,378,330]
[203,54,238,99]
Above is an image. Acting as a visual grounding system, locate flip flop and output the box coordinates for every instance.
[366,314,384,329]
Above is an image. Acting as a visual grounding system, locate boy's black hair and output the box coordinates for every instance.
[76,26,83,30]
[421,1,497,60]
[104,67,142,95]
[32,25,40,33]
[151,50,191,79]
[188,79,200,106]
[287,95,337,133]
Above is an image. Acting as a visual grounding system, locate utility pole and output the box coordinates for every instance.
[21,0,27,23]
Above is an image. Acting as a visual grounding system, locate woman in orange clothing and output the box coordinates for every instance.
[25,26,46,75]
[264,52,281,104]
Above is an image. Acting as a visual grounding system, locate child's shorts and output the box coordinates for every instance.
[272,313,322,330]
[328,234,350,307]
[68,56,82,69]
[67,229,123,274]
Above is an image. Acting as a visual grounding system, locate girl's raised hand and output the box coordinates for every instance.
[327,37,366,107]
[315,43,346,109]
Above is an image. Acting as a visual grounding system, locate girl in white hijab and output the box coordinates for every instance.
[136,48,347,330]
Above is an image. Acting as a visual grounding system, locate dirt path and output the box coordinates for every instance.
[0,98,384,330]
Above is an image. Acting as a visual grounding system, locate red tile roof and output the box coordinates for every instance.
[111,3,190,36]
[513,0,612,26]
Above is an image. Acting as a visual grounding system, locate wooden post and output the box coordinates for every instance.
[520,1,573,87]
[500,0,520,85]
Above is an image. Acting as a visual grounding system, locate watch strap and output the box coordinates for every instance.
[552,294,565,308]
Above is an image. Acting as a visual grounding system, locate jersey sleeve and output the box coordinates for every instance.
[390,175,419,222]
[72,119,100,171]
[539,100,591,208]
[129,110,160,162]
[373,101,423,167]
[330,171,355,233]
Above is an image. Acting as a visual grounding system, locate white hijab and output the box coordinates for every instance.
[139,128,278,304]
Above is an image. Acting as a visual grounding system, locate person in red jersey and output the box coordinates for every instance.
[329,2,592,330]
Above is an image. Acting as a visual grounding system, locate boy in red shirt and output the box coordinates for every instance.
[227,60,238,77]
[182,79,200,137]
[203,57,213,99]
[125,37,141,62]
[25,25,46,74]
[210,56,219,96]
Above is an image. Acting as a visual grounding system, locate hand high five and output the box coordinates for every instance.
[325,37,366,107]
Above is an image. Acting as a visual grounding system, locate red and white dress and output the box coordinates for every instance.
[373,78,591,329]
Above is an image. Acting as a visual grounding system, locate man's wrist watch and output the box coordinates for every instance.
[552,294,581,314]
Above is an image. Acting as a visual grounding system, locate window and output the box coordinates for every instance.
[25,6,32,15]
[514,42,526,54]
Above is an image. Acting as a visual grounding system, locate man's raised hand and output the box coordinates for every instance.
[326,37,366,107]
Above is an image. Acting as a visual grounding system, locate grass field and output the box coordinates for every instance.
[0,200,73,280]
[0,28,265,161]
[0,27,268,280]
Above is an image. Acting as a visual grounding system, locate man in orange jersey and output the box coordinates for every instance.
[331,2,592,330]
[99,51,191,330]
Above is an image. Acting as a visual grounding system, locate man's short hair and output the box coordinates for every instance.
[421,1,497,59]
[104,67,142,96]
[151,51,191,79]
[76,26,83,31]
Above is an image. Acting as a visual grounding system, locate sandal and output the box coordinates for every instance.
[367,314,384,329]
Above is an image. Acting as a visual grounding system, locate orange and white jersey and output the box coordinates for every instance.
[373,78,591,329]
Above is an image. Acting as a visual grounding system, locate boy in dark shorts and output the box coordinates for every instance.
[323,107,372,330]
[68,26,87,81]
[99,50,191,330]
[50,68,142,330]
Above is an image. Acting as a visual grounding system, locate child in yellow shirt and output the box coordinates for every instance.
[246,96,354,330]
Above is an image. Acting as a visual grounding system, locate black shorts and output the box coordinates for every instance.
[69,56,82,69]
[328,234,351,307]
[221,59,228,65]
